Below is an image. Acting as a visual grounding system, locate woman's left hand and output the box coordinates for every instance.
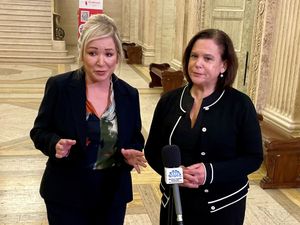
[181,163,206,188]
[121,148,147,173]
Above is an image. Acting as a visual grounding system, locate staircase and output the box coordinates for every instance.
[0,0,75,64]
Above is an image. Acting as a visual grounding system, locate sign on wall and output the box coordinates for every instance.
[78,0,103,36]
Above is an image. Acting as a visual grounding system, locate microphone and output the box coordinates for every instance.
[162,145,184,225]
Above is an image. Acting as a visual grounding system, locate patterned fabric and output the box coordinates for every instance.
[85,82,118,170]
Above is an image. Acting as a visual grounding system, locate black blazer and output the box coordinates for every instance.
[30,69,144,206]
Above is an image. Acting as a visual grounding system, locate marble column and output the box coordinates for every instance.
[121,0,139,43]
[129,0,139,43]
[154,0,176,63]
[139,0,156,65]
[170,0,185,70]
[262,0,300,136]
[121,0,130,42]
[170,0,203,70]
[183,0,201,46]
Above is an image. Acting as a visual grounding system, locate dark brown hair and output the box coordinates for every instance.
[182,29,238,90]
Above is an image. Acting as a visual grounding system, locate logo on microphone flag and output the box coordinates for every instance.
[165,167,184,184]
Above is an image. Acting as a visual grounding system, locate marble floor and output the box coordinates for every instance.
[0,61,300,225]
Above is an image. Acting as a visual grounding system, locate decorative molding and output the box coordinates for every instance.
[248,0,266,106]
[197,0,206,30]
[263,108,300,137]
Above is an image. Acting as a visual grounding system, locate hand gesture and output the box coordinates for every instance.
[121,148,147,173]
[55,139,76,158]
[181,163,206,188]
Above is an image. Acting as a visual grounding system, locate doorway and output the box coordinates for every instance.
[203,0,257,93]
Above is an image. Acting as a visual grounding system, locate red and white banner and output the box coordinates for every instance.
[78,0,103,36]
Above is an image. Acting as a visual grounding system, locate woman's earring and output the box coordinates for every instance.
[220,73,224,78]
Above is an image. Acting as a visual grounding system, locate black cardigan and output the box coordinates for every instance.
[144,85,263,213]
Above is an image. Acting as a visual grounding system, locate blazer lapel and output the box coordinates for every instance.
[112,75,128,147]
[67,70,87,149]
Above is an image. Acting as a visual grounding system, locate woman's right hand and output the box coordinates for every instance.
[181,163,206,188]
[55,139,76,158]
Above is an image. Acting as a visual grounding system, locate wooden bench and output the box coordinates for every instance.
[122,42,142,64]
[258,115,300,189]
[149,63,184,94]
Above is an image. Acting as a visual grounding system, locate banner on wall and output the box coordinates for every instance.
[78,0,103,36]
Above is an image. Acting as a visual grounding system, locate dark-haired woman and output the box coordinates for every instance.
[144,29,263,225]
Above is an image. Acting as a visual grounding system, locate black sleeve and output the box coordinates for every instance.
[115,88,145,169]
[30,76,61,158]
[131,89,145,151]
[144,97,167,176]
[204,96,263,185]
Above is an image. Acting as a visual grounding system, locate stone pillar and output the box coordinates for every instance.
[171,0,203,70]
[170,0,185,70]
[154,0,175,63]
[183,0,201,46]
[139,0,156,65]
[129,0,139,43]
[153,0,163,63]
[262,0,300,136]
[121,0,130,42]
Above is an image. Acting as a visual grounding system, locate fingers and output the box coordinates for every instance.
[60,139,76,147]
[133,159,147,173]
[138,160,147,168]
[187,163,202,170]
[134,164,141,174]
[55,139,76,158]
[184,173,199,184]
[121,148,148,173]
[121,149,144,157]
[181,180,200,189]
[181,173,201,188]
[55,147,69,158]
[65,139,76,146]
[182,163,205,188]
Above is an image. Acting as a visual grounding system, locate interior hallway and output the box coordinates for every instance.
[0,60,300,225]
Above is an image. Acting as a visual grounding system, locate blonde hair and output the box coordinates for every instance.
[77,14,123,67]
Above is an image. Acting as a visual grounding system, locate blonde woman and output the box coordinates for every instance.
[30,14,146,225]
